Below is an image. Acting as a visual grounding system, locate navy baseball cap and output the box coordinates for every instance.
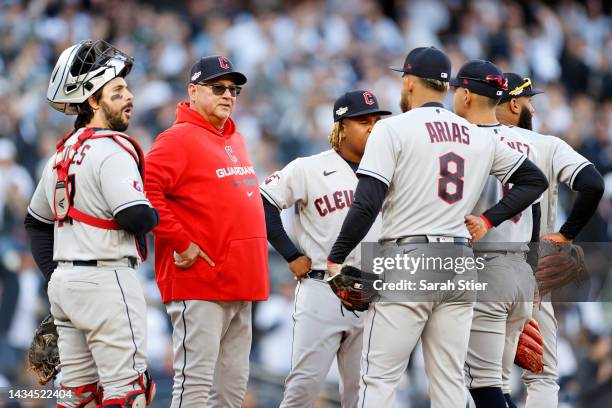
[333,90,392,122]
[390,46,451,82]
[189,55,247,85]
[450,60,508,99]
[499,73,543,103]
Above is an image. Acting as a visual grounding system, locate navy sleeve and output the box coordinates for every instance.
[482,159,548,227]
[262,195,302,262]
[24,212,56,282]
[531,203,541,243]
[328,175,387,264]
[559,165,605,239]
[115,204,159,235]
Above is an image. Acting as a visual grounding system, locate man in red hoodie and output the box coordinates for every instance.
[145,55,269,408]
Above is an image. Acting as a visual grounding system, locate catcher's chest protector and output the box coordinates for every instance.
[53,128,145,230]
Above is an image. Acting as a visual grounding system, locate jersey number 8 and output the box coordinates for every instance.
[438,152,464,204]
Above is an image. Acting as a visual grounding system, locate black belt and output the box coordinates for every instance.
[71,257,138,269]
[382,235,472,247]
[474,250,527,256]
[307,270,327,280]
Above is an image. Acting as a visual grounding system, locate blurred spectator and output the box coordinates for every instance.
[0,1,610,406]
[254,280,295,376]
[0,139,33,234]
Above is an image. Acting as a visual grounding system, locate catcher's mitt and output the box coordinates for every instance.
[28,314,60,385]
[327,265,379,312]
[535,242,587,296]
[514,319,544,373]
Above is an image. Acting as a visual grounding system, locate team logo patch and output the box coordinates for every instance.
[225,145,238,162]
[264,172,281,186]
[191,71,201,82]
[336,106,348,116]
[124,179,143,192]
[496,90,503,96]
[363,91,375,105]
[219,56,231,70]
[441,72,448,79]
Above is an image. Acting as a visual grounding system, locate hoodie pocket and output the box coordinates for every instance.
[217,237,268,280]
[192,237,268,284]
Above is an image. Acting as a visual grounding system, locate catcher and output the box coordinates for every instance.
[260,90,388,407]
[24,40,158,407]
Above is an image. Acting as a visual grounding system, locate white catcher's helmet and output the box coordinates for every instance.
[47,40,134,115]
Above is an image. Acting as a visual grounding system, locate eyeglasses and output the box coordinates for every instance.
[197,83,242,97]
[458,75,508,90]
[508,77,532,96]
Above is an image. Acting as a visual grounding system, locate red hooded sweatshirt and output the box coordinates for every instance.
[145,102,269,303]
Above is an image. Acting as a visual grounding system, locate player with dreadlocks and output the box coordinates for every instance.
[260,90,390,407]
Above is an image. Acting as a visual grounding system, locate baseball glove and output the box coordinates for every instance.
[28,314,60,385]
[327,265,379,312]
[535,242,587,296]
[514,319,544,373]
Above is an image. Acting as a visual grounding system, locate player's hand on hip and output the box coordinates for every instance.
[326,260,342,277]
[174,242,215,269]
[541,232,572,244]
[289,255,311,281]
[464,215,489,241]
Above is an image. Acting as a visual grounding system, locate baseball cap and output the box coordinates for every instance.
[499,73,543,103]
[333,90,392,122]
[390,46,451,82]
[450,60,508,99]
[189,55,247,85]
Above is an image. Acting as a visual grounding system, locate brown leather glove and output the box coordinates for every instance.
[28,314,60,385]
[535,241,587,296]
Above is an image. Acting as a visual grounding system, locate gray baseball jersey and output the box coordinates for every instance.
[27,128,151,261]
[471,125,538,249]
[358,107,526,241]
[500,128,591,408]
[260,149,381,270]
[261,149,381,407]
[465,125,538,391]
[511,126,591,234]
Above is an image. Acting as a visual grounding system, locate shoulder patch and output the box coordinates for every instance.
[264,172,281,186]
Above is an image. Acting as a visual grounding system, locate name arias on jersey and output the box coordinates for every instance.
[426,121,470,145]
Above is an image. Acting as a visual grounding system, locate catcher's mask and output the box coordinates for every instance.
[47,40,134,115]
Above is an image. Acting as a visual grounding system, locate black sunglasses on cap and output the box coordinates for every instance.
[197,82,242,97]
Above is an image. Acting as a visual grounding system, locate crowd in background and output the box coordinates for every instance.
[0,0,611,406]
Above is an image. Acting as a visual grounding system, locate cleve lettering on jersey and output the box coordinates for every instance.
[315,189,354,216]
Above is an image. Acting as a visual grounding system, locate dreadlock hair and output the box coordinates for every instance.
[328,121,343,150]
[73,87,104,130]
